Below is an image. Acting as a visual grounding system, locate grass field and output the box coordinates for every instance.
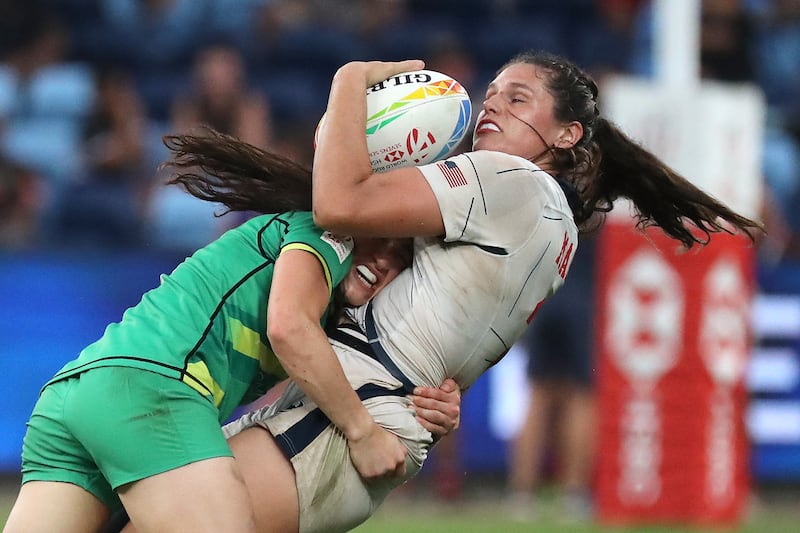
[352,495,800,533]
[350,484,800,533]
[3,475,799,532]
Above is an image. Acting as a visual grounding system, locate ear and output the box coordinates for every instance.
[555,121,584,149]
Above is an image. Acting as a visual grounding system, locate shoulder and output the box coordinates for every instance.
[459,150,537,172]
[276,211,355,264]
[456,150,562,197]
[464,149,532,165]
[247,210,315,229]
[240,211,321,248]
[419,150,543,189]
[453,150,555,189]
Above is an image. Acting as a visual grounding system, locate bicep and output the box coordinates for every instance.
[267,249,331,330]
[314,166,445,238]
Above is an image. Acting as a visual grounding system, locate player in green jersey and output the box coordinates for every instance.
[4,128,461,533]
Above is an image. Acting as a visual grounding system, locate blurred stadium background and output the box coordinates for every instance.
[3,0,800,530]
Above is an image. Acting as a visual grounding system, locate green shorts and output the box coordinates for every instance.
[21,366,233,510]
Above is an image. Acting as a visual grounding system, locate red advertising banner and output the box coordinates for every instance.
[595,222,753,526]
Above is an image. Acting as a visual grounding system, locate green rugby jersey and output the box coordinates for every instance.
[47,211,355,422]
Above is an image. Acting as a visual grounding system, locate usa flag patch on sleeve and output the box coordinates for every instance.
[437,160,468,188]
[320,231,354,263]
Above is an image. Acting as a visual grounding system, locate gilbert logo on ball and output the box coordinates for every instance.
[316,70,472,173]
[366,70,472,172]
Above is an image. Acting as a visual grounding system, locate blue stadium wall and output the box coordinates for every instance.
[2,250,800,483]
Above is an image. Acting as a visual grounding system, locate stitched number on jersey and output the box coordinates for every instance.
[555,232,574,279]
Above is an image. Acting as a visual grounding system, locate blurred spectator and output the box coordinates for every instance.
[425,29,481,157]
[700,0,756,82]
[0,0,68,73]
[92,0,208,70]
[626,0,655,77]
[252,0,407,44]
[596,0,647,37]
[242,0,371,126]
[571,0,642,79]
[349,0,410,41]
[270,120,317,168]
[760,125,800,261]
[506,238,597,522]
[53,67,149,246]
[424,31,481,95]
[0,157,44,248]
[0,3,91,186]
[171,41,272,148]
[247,0,366,74]
[751,0,800,140]
[205,0,270,46]
[758,180,797,265]
[144,41,273,252]
[82,68,148,179]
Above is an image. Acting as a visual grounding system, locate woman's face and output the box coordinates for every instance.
[341,238,412,306]
[472,63,565,163]
[197,46,243,99]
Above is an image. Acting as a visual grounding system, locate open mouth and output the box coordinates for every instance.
[476,121,500,134]
[356,265,377,288]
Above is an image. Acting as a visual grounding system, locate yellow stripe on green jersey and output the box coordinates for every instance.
[229,317,288,379]
[281,243,333,296]
[183,360,224,406]
[46,211,354,423]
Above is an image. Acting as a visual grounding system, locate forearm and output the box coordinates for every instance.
[313,65,374,225]
[313,60,428,235]
[270,320,374,442]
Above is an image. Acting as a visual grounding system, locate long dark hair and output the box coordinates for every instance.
[161,127,354,322]
[161,127,313,214]
[502,51,764,249]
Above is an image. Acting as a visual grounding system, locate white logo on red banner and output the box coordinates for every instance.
[607,250,684,384]
[700,257,749,386]
[699,257,748,507]
[607,250,683,505]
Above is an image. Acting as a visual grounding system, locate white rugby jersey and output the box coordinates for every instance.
[351,150,579,391]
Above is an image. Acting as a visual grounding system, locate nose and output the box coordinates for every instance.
[373,251,392,272]
[373,244,406,273]
[482,93,500,114]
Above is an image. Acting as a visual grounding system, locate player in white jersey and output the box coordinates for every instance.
[351,149,576,390]
[187,52,763,533]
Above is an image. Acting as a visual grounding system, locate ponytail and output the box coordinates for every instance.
[160,127,313,215]
[509,51,764,249]
[583,118,763,249]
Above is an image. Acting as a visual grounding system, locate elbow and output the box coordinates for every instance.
[312,201,358,234]
[312,172,342,229]
[312,166,372,232]
[266,312,302,365]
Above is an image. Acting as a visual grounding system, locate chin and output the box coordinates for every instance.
[472,138,497,152]
[347,288,371,307]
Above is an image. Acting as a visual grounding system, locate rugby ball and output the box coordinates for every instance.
[316,69,472,173]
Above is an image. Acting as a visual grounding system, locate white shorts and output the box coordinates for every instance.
[223,325,433,533]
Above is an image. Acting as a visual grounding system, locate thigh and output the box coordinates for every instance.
[118,456,256,533]
[21,377,119,512]
[3,480,109,533]
[227,426,300,533]
[69,367,234,490]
